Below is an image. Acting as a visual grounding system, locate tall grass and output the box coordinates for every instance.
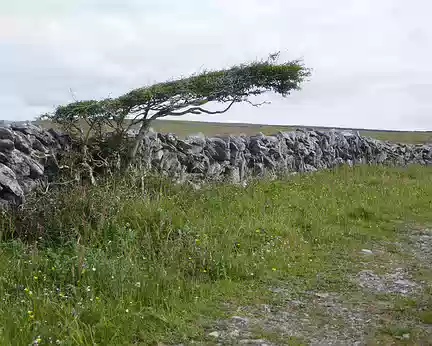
[0,165,431,344]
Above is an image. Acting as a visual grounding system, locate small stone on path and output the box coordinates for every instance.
[208,331,220,338]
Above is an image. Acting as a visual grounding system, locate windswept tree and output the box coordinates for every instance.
[44,53,311,164]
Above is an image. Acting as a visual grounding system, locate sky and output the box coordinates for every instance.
[1,0,431,130]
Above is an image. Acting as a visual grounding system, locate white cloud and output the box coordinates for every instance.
[1,0,432,130]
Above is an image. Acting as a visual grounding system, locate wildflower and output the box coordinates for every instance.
[95,296,100,302]
[92,267,96,272]
[134,282,141,288]
[272,267,277,271]
[125,309,129,313]
[33,276,38,280]
[86,286,91,292]
[32,336,42,345]
[111,275,114,279]
[24,287,29,293]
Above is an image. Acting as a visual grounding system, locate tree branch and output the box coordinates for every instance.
[245,100,271,107]
[126,104,152,131]
[151,99,237,119]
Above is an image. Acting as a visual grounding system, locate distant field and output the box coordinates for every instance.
[35,119,432,144]
[150,120,432,144]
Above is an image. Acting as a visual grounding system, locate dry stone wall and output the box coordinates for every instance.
[0,124,431,206]
[138,129,432,183]
[0,124,70,207]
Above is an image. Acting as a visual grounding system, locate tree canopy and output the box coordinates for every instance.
[43,53,311,161]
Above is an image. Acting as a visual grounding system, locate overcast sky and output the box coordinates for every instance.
[1,0,431,130]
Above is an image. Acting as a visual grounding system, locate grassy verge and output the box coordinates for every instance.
[0,165,432,345]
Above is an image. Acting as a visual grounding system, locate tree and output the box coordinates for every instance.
[44,53,311,164]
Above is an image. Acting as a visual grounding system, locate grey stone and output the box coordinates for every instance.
[0,139,15,152]
[14,132,32,154]
[207,137,230,161]
[31,137,47,152]
[26,155,45,178]
[12,124,55,147]
[0,163,24,203]
[208,331,220,338]
[231,316,249,327]
[5,150,31,177]
[0,127,14,141]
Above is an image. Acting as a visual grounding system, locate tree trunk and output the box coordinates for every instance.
[127,119,151,165]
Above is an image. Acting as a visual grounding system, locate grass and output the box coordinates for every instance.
[36,119,432,144]
[1,165,432,344]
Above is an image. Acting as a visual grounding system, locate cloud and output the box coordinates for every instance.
[1,0,432,130]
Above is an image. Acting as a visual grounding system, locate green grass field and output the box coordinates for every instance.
[36,119,432,144]
[150,120,432,144]
[1,165,432,344]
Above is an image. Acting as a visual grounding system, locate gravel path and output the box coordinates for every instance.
[196,228,432,345]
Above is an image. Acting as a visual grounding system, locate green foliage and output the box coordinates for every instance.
[40,53,311,164]
[1,165,432,344]
[419,311,432,324]
[42,53,310,138]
